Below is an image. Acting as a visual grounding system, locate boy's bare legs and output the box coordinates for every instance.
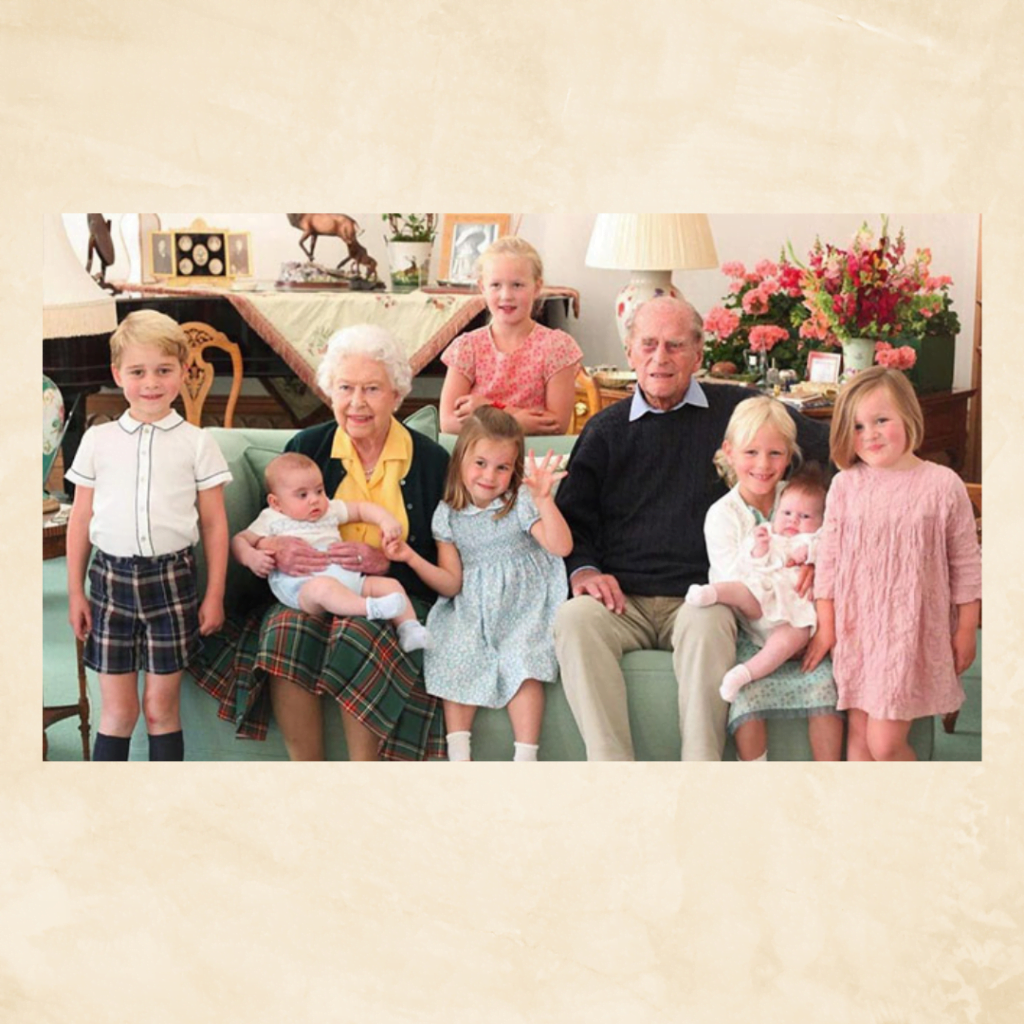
[142,671,183,734]
[98,673,141,737]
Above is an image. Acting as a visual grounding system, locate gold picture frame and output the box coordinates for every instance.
[439,214,511,284]
[148,218,250,286]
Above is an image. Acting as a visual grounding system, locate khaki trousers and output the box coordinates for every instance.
[554,595,737,761]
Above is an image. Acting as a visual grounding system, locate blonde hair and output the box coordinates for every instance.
[264,452,321,495]
[475,235,544,285]
[109,310,188,367]
[829,366,924,470]
[713,396,801,487]
[444,406,524,520]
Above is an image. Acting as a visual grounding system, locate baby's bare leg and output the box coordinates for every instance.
[720,624,812,702]
[687,580,764,620]
[297,577,366,617]
[362,577,431,652]
[362,577,414,623]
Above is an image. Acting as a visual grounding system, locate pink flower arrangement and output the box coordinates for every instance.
[874,342,917,370]
[748,325,790,353]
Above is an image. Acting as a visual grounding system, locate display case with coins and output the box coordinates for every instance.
[148,218,251,286]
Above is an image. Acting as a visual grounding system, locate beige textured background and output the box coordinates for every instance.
[4,1,1017,1020]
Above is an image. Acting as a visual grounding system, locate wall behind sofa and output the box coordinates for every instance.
[63,213,979,389]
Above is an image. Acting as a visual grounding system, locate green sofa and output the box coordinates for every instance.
[87,414,934,760]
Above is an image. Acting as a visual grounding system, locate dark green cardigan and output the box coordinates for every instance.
[285,420,450,602]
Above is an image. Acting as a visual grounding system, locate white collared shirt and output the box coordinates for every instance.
[628,377,709,421]
[66,410,232,557]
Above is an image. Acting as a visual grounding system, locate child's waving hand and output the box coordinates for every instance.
[523,449,568,503]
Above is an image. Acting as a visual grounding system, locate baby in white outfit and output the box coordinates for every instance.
[231,453,430,652]
[687,468,827,702]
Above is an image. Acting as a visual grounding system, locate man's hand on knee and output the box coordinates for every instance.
[570,569,626,614]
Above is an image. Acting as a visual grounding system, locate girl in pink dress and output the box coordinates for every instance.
[439,236,582,435]
[804,367,981,761]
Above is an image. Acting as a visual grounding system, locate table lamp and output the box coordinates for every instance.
[43,214,118,512]
[585,214,718,344]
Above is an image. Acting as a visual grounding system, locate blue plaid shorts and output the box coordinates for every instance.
[83,548,200,676]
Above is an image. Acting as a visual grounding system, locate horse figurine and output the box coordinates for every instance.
[287,213,376,276]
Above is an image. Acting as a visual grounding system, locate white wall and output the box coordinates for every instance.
[63,213,979,388]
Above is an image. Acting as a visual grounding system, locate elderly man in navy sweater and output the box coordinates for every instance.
[554,297,829,760]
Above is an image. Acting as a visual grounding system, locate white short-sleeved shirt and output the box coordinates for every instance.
[245,501,351,550]
[66,410,232,557]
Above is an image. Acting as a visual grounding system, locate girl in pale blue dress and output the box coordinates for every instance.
[384,407,572,761]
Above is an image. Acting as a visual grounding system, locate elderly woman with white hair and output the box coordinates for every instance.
[193,325,449,760]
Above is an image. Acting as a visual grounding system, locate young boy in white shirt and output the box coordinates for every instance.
[65,310,232,761]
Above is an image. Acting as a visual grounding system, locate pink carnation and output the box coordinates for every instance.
[704,306,741,340]
[755,259,779,279]
[760,277,780,296]
[874,342,917,370]
[742,288,770,316]
[748,325,789,352]
[721,261,746,279]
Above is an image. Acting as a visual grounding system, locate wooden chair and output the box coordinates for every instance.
[571,366,601,434]
[179,321,243,428]
[942,481,982,735]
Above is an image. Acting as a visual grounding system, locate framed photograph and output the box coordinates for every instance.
[150,231,174,276]
[439,214,511,284]
[227,231,252,276]
[807,350,842,384]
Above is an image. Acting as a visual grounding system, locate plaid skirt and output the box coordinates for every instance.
[189,597,446,760]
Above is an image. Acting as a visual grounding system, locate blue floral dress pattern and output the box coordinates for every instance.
[423,486,567,708]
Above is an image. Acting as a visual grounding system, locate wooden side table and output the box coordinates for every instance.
[43,510,91,760]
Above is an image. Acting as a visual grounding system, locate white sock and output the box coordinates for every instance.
[446,731,471,762]
[740,749,768,762]
[366,592,407,620]
[719,663,753,703]
[685,583,719,607]
[513,742,539,762]
[396,619,432,652]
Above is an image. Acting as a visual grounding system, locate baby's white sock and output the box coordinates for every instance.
[719,663,753,703]
[740,749,768,762]
[513,742,539,762]
[446,731,471,762]
[365,592,407,620]
[685,583,719,607]
[396,619,432,652]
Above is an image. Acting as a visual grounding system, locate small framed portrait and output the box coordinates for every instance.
[227,232,252,276]
[150,231,175,276]
[807,350,842,384]
[439,214,511,284]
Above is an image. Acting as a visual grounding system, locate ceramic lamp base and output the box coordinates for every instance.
[614,271,680,346]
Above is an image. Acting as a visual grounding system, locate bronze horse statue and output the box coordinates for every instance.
[286,214,377,281]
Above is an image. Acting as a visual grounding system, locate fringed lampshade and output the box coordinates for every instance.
[585,214,718,343]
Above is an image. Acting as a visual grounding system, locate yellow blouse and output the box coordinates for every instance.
[330,418,414,547]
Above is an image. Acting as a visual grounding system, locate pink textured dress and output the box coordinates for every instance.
[814,461,981,720]
[441,324,582,410]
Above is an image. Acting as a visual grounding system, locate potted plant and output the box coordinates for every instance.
[382,214,437,292]
[796,218,959,387]
[703,255,828,378]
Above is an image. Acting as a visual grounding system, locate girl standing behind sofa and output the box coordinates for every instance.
[803,367,981,761]
[439,236,582,435]
[384,407,572,761]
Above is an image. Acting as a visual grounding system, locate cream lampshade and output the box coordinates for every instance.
[585,214,718,344]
